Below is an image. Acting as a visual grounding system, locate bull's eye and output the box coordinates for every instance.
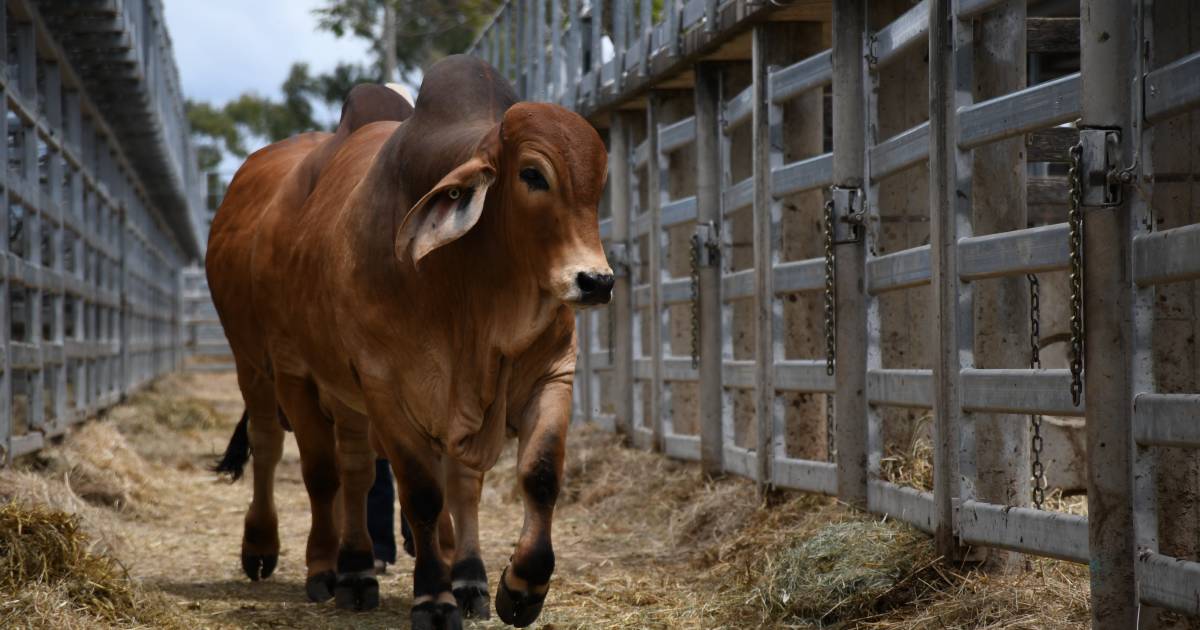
[520,167,549,191]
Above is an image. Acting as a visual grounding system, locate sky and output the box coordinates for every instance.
[163,0,375,171]
[164,0,372,112]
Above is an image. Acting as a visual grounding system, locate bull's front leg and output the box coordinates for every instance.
[444,457,489,619]
[372,425,462,630]
[496,379,571,628]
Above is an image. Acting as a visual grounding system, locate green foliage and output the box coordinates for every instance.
[313,62,381,106]
[313,0,503,76]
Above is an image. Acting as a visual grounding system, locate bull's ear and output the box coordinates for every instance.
[395,156,495,266]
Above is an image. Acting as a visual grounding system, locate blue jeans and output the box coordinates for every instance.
[367,458,397,564]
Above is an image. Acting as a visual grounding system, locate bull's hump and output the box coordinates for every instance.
[412,55,517,126]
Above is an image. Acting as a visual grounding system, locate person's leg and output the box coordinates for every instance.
[366,457,397,570]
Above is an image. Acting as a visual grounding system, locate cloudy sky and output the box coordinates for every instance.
[164,0,372,107]
[163,0,378,169]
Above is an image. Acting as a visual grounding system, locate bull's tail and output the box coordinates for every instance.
[213,410,252,482]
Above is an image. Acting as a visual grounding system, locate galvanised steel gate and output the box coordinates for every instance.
[469,0,1200,625]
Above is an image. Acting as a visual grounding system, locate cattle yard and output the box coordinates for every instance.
[0,0,1197,628]
[469,0,1200,627]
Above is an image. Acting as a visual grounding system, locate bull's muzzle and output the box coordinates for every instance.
[575,271,614,305]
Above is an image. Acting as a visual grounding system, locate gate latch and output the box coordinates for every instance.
[606,242,630,278]
[692,221,719,268]
[831,186,865,244]
[1078,128,1123,207]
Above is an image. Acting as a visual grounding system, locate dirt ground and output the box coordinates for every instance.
[0,371,1096,629]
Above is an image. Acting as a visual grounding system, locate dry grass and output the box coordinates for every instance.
[0,371,1099,629]
[0,502,189,630]
[758,521,941,624]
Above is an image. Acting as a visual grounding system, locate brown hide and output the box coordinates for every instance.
[211,55,609,473]
[208,85,414,368]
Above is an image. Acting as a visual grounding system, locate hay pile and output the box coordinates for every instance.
[29,422,160,513]
[759,520,940,623]
[0,502,185,629]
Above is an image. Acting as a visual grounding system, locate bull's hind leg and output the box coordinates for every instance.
[496,381,571,628]
[273,374,343,603]
[233,365,284,581]
[444,458,490,619]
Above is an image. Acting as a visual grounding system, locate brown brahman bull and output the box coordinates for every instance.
[207,56,611,630]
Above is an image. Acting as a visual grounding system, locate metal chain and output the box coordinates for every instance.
[1028,274,1046,510]
[1067,143,1085,406]
[823,198,836,377]
[689,232,701,369]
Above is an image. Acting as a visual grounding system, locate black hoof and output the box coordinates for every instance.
[305,570,337,602]
[241,553,277,581]
[453,585,490,619]
[411,601,462,630]
[334,574,380,611]
[495,567,546,628]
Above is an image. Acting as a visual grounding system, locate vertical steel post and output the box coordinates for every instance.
[567,0,580,107]
[929,0,966,561]
[1080,0,1138,626]
[0,3,9,462]
[1129,0,1159,619]
[969,0,1030,570]
[550,0,562,102]
[610,112,635,438]
[589,0,602,102]
[534,0,546,100]
[751,25,774,489]
[646,97,664,451]
[518,0,528,97]
[639,0,651,77]
[832,0,868,508]
[506,5,516,84]
[614,0,628,90]
[694,62,724,476]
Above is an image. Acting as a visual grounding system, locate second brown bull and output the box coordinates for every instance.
[206,55,612,630]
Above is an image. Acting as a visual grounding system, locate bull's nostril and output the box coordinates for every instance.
[576,272,615,303]
[576,272,597,293]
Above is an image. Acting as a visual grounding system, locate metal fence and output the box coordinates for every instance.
[182,265,232,372]
[0,0,205,463]
[472,0,1200,625]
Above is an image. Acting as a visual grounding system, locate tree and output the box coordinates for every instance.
[185,100,244,171]
[312,0,503,81]
[224,63,322,143]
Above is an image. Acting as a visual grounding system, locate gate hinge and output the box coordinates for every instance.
[831,186,865,245]
[692,221,719,268]
[1078,128,1124,207]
